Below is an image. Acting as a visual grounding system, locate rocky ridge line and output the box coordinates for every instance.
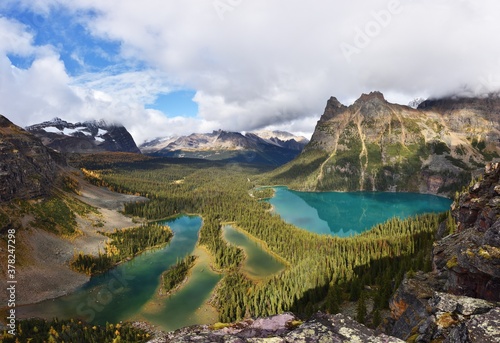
[270,92,500,195]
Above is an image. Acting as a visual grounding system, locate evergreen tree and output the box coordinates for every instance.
[356,292,367,324]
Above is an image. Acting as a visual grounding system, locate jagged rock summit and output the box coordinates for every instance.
[26,117,140,154]
[268,92,500,195]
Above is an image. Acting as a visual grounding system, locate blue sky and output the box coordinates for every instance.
[3,4,199,126]
[146,90,198,118]
[0,1,499,143]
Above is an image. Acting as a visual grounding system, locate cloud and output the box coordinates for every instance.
[0,13,215,143]
[0,17,36,55]
[1,0,500,142]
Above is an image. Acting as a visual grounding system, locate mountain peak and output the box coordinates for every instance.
[326,96,344,108]
[25,117,140,154]
[0,114,14,127]
[355,91,386,104]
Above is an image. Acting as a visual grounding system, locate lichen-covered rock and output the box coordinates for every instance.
[161,312,404,343]
[389,284,500,341]
[389,272,443,339]
[466,307,500,343]
[432,163,500,302]
[430,292,497,316]
[284,313,403,343]
[387,163,500,341]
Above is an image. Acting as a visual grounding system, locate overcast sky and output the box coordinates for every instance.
[1,0,499,143]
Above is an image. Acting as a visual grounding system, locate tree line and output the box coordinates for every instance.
[70,223,173,275]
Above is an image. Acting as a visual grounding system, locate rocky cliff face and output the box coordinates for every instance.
[269,92,500,195]
[433,162,500,301]
[26,117,141,154]
[388,163,500,342]
[0,115,61,202]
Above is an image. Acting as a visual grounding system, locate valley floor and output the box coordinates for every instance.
[5,180,147,308]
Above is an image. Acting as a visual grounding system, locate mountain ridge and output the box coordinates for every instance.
[265,92,500,195]
[140,129,309,166]
[26,117,141,154]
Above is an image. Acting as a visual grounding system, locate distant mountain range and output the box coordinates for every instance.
[266,92,500,195]
[23,117,308,166]
[25,117,141,154]
[140,130,309,166]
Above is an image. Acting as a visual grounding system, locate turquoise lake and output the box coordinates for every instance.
[18,215,220,331]
[267,187,453,237]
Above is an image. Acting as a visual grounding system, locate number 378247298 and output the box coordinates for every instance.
[7,228,16,277]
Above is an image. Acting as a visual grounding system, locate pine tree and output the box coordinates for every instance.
[325,284,340,314]
[356,292,367,324]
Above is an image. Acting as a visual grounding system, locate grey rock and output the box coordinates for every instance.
[444,323,471,343]
[163,313,404,343]
[482,220,500,248]
[284,313,403,343]
[430,292,497,316]
[466,307,500,342]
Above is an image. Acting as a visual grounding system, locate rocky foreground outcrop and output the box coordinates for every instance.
[388,163,500,342]
[146,312,403,343]
[434,162,500,301]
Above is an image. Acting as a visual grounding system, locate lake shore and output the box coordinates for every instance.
[136,244,220,331]
[222,222,289,269]
[9,180,148,309]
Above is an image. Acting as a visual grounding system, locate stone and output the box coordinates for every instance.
[163,312,404,343]
[284,313,404,343]
[466,307,500,342]
[387,163,500,342]
[430,292,497,316]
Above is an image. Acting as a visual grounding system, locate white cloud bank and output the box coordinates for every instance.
[1,0,500,143]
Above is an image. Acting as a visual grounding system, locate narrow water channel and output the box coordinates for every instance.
[222,225,285,279]
[18,215,219,331]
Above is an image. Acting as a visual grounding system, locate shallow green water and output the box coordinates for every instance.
[139,248,221,331]
[267,187,452,237]
[18,215,220,331]
[223,225,285,278]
